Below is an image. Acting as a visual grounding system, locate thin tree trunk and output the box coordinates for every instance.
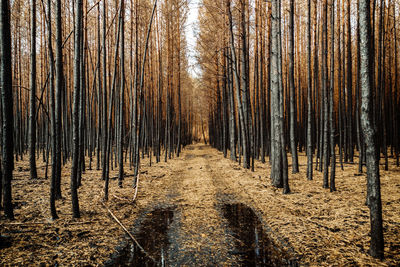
[29,0,38,180]
[118,0,125,187]
[70,0,83,218]
[47,0,58,219]
[289,0,299,174]
[322,0,330,188]
[55,0,63,200]
[306,0,313,180]
[329,0,336,192]
[0,0,14,219]
[359,0,384,259]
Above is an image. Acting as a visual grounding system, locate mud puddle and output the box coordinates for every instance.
[105,207,174,266]
[222,203,297,266]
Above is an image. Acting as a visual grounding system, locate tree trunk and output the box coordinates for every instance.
[270,0,283,188]
[0,0,14,219]
[55,0,63,199]
[359,0,384,259]
[306,0,313,180]
[329,0,336,192]
[289,0,299,174]
[70,0,83,218]
[47,0,58,219]
[29,0,38,180]
[347,0,353,163]
[322,0,330,189]
[118,0,125,187]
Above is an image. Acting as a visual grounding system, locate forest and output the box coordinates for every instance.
[0,0,399,265]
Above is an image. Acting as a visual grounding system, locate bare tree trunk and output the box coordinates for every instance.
[322,0,330,189]
[118,0,125,187]
[55,0,63,199]
[96,2,101,171]
[47,0,58,219]
[289,0,299,174]
[240,0,250,169]
[105,1,122,200]
[101,0,108,182]
[329,0,336,192]
[29,0,38,180]
[306,0,313,180]
[227,0,246,168]
[359,0,384,259]
[270,0,283,188]
[347,0,353,162]
[70,0,83,218]
[0,0,14,219]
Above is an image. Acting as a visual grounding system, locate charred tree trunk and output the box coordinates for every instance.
[306,0,313,180]
[359,0,384,259]
[329,0,336,192]
[29,0,38,180]
[0,0,14,219]
[70,0,83,218]
[55,0,63,199]
[289,0,299,174]
[47,0,58,219]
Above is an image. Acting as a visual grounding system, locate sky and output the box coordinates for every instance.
[185,0,201,78]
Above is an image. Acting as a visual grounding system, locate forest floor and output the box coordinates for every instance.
[0,143,400,266]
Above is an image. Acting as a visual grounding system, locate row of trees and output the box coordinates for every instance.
[1,0,196,219]
[198,0,396,259]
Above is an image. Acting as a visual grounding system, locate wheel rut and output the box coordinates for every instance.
[106,144,294,266]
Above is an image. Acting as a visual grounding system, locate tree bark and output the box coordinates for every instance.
[55,0,63,199]
[329,0,336,192]
[0,0,14,219]
[118,0,125,187]
[47,0,58,219]
[289,0,299,174]
[29,0,38,180]
[359,0,384,259]
[70,0,83,218]
[306,0,313,180]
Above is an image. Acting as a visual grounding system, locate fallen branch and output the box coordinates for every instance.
[101,201,156,263]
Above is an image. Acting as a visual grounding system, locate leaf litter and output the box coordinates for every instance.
[0,144,399,266]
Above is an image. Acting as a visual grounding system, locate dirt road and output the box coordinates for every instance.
[109,143,291,266]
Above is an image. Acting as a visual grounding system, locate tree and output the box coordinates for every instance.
[55,0,63,200]
[227,0,246,169]
[1,0,14,219]
[359,0,384,259]
[289,0,299,174]
[347,0,353,163]
[47,0,58,219]
[329,0,336,192]
[322,0,330,189]
[118,0,125,187]
[270,0,287,189]
[306,0,313,180]
[29,0,38,180]
[70,0,83,218]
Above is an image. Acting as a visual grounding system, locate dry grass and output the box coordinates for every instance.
[211,148,400,266]
[0,144,399,266]
[0,155,172,265]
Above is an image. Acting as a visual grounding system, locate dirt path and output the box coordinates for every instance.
[165,145,237,266]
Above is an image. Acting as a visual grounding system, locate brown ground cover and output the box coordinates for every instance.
[0,143,399,266]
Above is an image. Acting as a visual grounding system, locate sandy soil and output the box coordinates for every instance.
[0,143,399,266]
